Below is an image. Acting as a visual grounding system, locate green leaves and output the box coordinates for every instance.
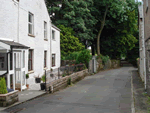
[0,77,8,94]
[58,25,84,58]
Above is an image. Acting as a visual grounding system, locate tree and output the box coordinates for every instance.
[46,0,97,46]
[92,0,130,55]
[57,25,84,58]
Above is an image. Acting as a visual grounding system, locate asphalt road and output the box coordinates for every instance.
[4,66,134,113]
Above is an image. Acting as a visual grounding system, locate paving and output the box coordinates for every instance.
[2,65,134,113]
[0,90,46,112]
[132,69,150,113]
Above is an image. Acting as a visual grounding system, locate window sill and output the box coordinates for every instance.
[28,34,35,37]
[44,39,48,41]
[52,39,56,41]
[44,67,48,70]
[28,70,34,74]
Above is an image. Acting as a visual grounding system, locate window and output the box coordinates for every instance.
[10,52,13,70]
[23,51,25,68]
[44,21,47,40]
[13,0,19,2]
[28,12,34,35]
[44,51,47,68]
[146,0,148,13]
[52,30,55,40]
[52,54,55,67]
[28,50,33,71]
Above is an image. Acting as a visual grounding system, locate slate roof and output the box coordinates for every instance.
[0,40,30,49]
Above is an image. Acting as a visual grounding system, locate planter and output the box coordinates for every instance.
[35,78,41,83]
[0,90,19,107]
[40,83,46,90]
[26,84,29,89]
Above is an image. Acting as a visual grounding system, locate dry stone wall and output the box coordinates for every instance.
[46,69,89,93]
[0,90,19,107]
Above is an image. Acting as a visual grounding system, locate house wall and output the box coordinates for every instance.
[143,0,150,93]
[138,4,145,82]
[51,27,60,69]
[0,0,60,90]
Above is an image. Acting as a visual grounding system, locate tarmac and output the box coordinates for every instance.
[0,90,46,112]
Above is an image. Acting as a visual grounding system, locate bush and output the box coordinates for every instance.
[26,74,29,79]
[0,77,8,94]
[67,77,72,85]
[96,54,110,64]
[41,75,46,82]
[76,49,92,65]
[62,74,66,77]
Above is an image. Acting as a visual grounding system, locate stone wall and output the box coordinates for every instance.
[0,90,19,107]
[89,56,120,73]
[46,69,89,93]
[137,58,145,82]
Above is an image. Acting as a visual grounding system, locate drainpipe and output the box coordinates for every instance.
[140,3,147,90]
[17,1,20,42]
[50,20,52,71]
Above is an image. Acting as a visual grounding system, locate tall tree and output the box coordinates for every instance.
[46,0,97,46]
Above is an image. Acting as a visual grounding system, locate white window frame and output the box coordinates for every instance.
[28,12,34,35]
[13,0,19,3]
[146,0,148,13]
[44,21,47,40]
[52,30,55,40]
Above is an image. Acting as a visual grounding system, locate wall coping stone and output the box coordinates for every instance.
[0,90,19,97]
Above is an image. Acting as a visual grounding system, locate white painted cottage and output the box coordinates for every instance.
[0,0,60,91]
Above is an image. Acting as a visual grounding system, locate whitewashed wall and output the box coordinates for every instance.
[51,26,61,69]
[0,0,60,90]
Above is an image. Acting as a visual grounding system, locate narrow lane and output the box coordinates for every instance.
[4,66,134,113]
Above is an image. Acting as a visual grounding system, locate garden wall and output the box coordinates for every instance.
[0,90,19,107]
[46,69,89,93]
[89,56,120,73]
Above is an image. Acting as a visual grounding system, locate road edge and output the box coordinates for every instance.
[131,75,135,113]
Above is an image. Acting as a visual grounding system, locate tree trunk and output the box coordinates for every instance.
[97,6,108,56]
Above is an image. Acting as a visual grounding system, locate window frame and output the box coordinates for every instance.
[44,21,47,40]
[28,49,33,71]
[52,30,55,40]
[28,12,34,35]
[44,51,47,68]
[146,0,148,13]
[52,54,55,67]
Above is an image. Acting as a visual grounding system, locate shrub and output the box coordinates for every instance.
[0,77,8,94]
[67,77,72,85]
[26,74,29,79]
[76,49,92,65]
[41,75,46,82]
[96,54,110,64]
[62,74,66,77]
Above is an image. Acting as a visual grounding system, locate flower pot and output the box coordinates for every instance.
[26,84,29,89]
[40,83,45,90]
[35,78,41,83]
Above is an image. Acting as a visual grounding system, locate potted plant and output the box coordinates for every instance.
[40,75,46,90]
[26,74,29,88]
[35,74,41,83]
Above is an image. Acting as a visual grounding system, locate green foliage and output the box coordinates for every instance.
[46,0,139,58]
[41,75,46,82]
[26,74,29,79]
[67,77,72,85]
[57,25,84,58]
[97,54,110,64]
[76,49,92,65]
[64,52,80,61]
[0,77,8,94]
[62,74,66,77]
[47,0,97,45]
